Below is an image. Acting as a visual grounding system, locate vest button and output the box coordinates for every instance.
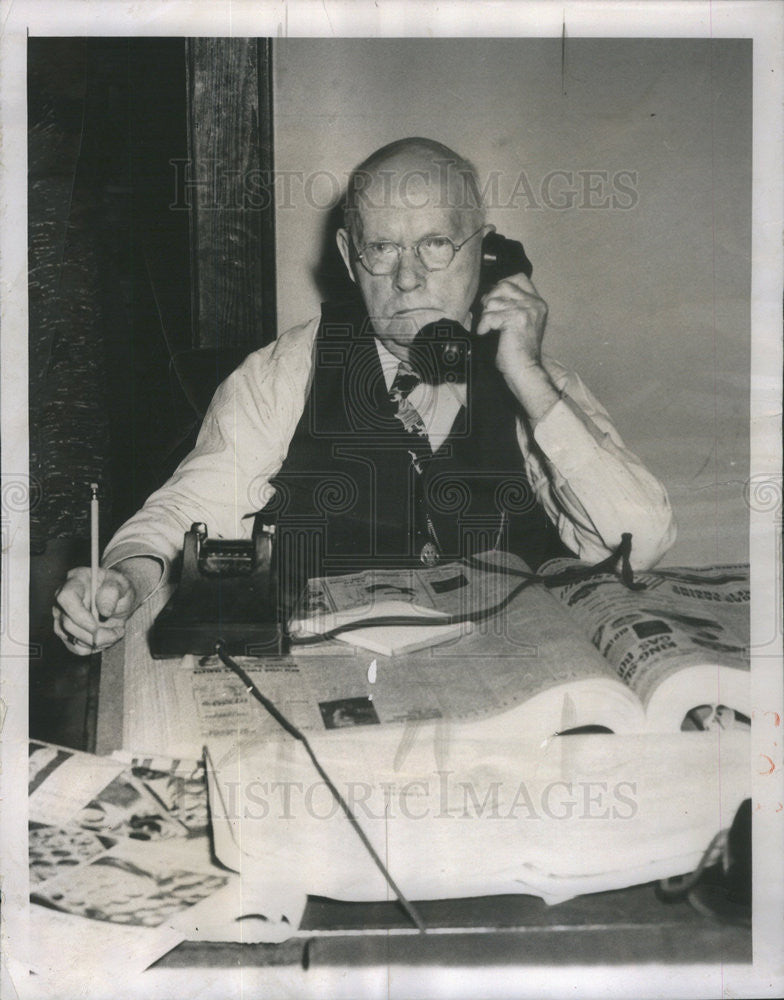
[419,541,440,567]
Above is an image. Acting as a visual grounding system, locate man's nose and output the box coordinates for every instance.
[393,246,426,291]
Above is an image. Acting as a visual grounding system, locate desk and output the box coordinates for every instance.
[148,889,749,970]
[95,598,751,971]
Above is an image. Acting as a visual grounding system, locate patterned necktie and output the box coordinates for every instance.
[389,360,440,565]
[388,361,429,445]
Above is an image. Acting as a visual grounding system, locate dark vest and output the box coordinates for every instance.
[257,299,571,609]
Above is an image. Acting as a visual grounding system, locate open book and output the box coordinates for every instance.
[202,553,749,918]
[287,550,749,733]
[120,550,750,760]
[108,552,749,921]
[538,554,749,732]
[204,728,748,914]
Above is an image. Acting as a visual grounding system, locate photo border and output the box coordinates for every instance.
[2,2,781,997]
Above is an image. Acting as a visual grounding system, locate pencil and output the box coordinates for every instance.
[90,483,99,621]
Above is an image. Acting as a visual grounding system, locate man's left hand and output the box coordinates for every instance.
[474,273,561,422]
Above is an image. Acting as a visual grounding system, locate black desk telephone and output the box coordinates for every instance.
[408,230,532,384]
[150,522,283,658]
[149,232,533,657]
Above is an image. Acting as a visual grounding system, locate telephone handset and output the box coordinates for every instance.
[407,231,533,385]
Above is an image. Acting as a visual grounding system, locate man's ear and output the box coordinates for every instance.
[336,228,357,284]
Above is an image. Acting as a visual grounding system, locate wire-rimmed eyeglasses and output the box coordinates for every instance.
[354,224,490,276]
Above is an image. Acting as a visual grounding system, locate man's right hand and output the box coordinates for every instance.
[52,566,137,655]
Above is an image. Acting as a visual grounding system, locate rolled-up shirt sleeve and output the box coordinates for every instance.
[518,357,676,569]
[101,318,319,591]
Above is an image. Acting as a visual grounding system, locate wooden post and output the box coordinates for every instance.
[185,38,276,350]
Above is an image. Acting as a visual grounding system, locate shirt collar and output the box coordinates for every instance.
[374,337,404,391]
[373,336,468,395]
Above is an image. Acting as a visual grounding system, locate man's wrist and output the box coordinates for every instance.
[503,362,561,425]
[104,555,163,614]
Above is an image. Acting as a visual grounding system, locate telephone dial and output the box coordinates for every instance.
[150,522,283,658]
[407,230,532,385]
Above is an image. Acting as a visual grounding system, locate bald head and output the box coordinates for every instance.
[335,138,489,362]
[343,137,485,241]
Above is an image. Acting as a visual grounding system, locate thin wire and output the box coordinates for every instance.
[289,533,644,645]
[214,641,427,935]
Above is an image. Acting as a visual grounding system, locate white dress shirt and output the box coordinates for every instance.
[103,316,676,591]
[374,336,465,453]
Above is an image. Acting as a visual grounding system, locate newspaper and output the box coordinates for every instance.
[543,562,750,716]
[293,555,520,624]
[144,567,639,758]
[120,556,751,760]
[288,552,531,654]
[26,742,247,983]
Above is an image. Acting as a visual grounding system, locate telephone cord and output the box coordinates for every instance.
[288,532,645,646]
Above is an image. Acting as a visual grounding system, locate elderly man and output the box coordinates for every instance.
[54,137,675,653]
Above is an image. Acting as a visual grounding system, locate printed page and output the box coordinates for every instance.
[29,835,232,985]
[29,741,129,829]
[143,575,643,759]
[26,744,237,983]
[543,562,750,721]
[290,550,528,633]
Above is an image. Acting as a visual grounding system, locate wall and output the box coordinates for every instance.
[272,38,751,566]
